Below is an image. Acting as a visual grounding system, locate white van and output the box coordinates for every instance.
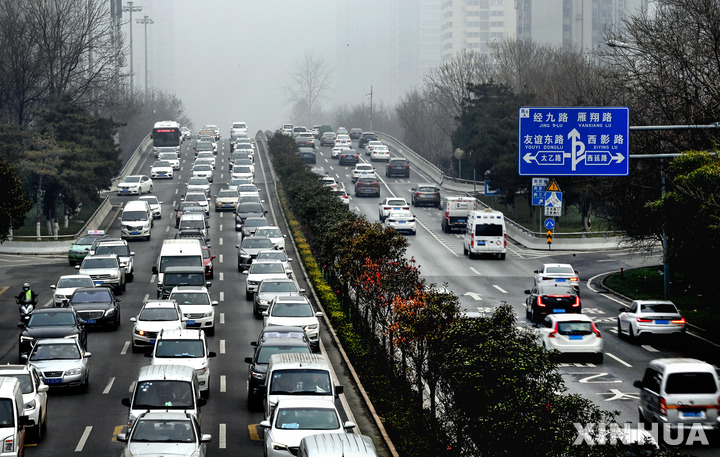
[0,377,33,456]
[120,200,153,241]
[463,209,506,259]
[152,239,204,284]
[441,196,478,233]
[121,364,205,429]
[264,353,343,419]
[299,433,378,457]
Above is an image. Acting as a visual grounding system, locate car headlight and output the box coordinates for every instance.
[203,311,213,318]
[251,372,266,381]
[258,298,269,306]
[271,441,289,451]
[240,253,251,260]
[20,336,34,343]
[306,324,318,330]
[134,328,144,335]
[24,399,37,411]
[104,308,117,317]
[65,368,82,376]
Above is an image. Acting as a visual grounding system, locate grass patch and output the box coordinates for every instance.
[604,266,718,336]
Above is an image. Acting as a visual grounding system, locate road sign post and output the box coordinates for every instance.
[519,107,630,176]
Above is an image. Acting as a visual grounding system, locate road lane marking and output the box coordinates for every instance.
[219,237,223,245]
[165,226,169,234]
[121,341,130,355]
[606,352,632,367]
[220,340,226,354]
[219,424,227,449]
[574,372,623,383]
[597,389,639,401]
[220,313,225,324]
[219,292,224,302]
[220,375,226,393]
[75,426,92,451]
[219,254,223,263]
[0,286,9,296]
[112,425,124,441]
[248,424,262,441]
[641,345,659,352]
[493,285,508,294]
[103,377,115,394]
[143,293,149,301]
[129,381,135,392]
[464,292,482,301]
[469,267,482,275]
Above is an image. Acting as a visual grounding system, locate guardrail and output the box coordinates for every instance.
[9,134,152,242]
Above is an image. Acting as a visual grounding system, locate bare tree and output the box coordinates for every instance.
[286,51,332,127]
[395,88,451,166]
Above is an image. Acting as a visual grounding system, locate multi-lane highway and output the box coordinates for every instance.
[0,130,718,455]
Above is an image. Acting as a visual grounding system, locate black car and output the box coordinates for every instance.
[244,336,312,407]
[234,201,268,231]
[338,150,360,166]
[68,286,121,329]
[358,131,378,149]
[241,216,270,238]
[348,128,363,140]
[386,158,410,178]
[236,236,275,271]
[298,148,316,164]
[18,308,87,361]
[524,282,581,323]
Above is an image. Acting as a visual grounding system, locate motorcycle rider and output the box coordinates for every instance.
[16,283,38,305]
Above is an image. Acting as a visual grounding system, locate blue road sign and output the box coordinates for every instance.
[518,107,630,176]
[544,218,555,230]
[484,180,499,196]
[531,177,549,206]
[544,191,563,217]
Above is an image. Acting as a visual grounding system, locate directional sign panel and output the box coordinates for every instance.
[544,191,563,217]
[531,177,549,206]
[518,107,630,176]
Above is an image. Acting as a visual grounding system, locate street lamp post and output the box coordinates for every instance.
[137,15,153,99]
[122,1,142,89]
[367,84,373,131]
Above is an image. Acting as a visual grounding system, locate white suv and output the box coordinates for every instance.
[92,239,136,282]
[130,300,185,352]
[0,364,48,442]
[168,286,218,335]
[148,328,217,398]
[351,163,375,183]
[263,296,323,351]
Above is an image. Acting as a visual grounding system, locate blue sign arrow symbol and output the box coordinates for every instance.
[568,128,585,171]
[544,218,555,229]
[523,152,538,164]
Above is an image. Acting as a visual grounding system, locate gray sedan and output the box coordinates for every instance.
[26,338,91,392]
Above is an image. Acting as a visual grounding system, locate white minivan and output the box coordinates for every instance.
[120,200,153,240]
[0,377,33,456]
[462,209,506,259]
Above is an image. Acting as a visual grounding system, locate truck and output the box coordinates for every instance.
[440,196,478,233]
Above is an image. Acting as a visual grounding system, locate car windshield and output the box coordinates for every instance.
[242,239,273,249]
[123,176,142,183]
[665,372,718,394]
[256,228,282,238]
[249,263,286,274]
[140,197,159,205]
[132,380,193,409]
[259,281,297,293]
[164,274,205,287]
[188,178,208,185]
[235,166,252,174]
[130,419,195,443]
[153,161,171,167]
[76,235,100,245]
[95,245,129,256]
[0,374,33,394]
[274,407,339,430]
[30,343,80,361]
[82,258,117,269]
[122,211,148,222]
[185,194,206,202]
[193,165,212,171]
[244,218,269,228]
[28,312,76,326]
[257,345,311,364]
[57,277,93,288]
[238,203,263,212]
[71,290,112,303]
[237,185,258,193]
[158,153,177,160]
[139,307,179,321]
[170,292,210,306]
[155,340,205,358]
[640,303,678,313]
[417,186,438,192]
[545,266,575,275]
[257,252,288,262]
[557,322,593,335]
[269,369,331,395]
[271,302,314,317]
[217,190,236,199]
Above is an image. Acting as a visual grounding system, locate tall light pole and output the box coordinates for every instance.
[367,83,373,131]
[122,1,142,89]
[137,15,153,99]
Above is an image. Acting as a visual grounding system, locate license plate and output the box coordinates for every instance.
[121,189,129,193]
[87,319,97,324]
[93,280,104,286]
[398,221,406,224]
[568,335,583,340]
[556,278,567,282]
[130,231,140,235]
[477,241,486,246]
[187,320,196,325]
[655,320,669,324]
[150,339,156,344]
[392,207,400,210]
[458,219,466,223]
[681,410,702,418]
[45,378,62,384]
[553,309,566,313]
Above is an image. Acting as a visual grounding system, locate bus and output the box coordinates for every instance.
[151,120,181,155]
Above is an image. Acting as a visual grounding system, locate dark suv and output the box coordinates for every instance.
[524,283,581,323]
[410,184,441,207]
[354,176,380,198]
[386,158,410,178]
[349,128,363,140]
[358,132,378,149]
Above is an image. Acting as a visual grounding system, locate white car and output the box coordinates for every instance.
[334,138,352,149]
[385,210,416,235]
[263,296,322,350]
[191,164,214,182]
[260,399,355,457]
[378,197,410,222]
[536,314,603,363]
[370,145,390,162]
[0,364,49,442]
[236,184,260,199]
[138,195,162,219]
[333,188,350,205]
[117,175,153,195]
[351,163,375,182]
[151,160,174,179]
[534,263,580,293]
[228,177,253,191]
[50,274,95,307]
[168,286,218,335]
[231,165,254,182]
[365,140,383,156]
[254,226,286,250]
[214,189,239,212]
[195,151,216,169]
[150,328,217,397]
[243,260,290,300]
[186,177,211,196]
[130,300,185,352]
[157,151,180,170]
[320,176,338,189]
[116,411,211,456]
[331,145,350,159]
[617,300,686,341]
[256,250,294,277]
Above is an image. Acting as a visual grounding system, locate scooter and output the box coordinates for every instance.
[16,297,36,323]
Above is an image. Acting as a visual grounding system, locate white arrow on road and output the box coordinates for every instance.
[463,292,483,301]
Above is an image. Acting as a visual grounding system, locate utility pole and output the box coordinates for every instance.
[137,15,153,99]
[122,1,142,89]
[367,84,373,131]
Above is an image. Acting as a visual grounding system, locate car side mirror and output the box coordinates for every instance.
[121,397,131,407]
[116,432,128,442]
[208,351,217,358]
[633,380,643,389]
[37,384,49,393]
[152,266,158,274]
[618,308,626,313]
[16,322,25,329]
[244,356,253,364]
[198,398,207,407]
[524,290,531,294]
[534,270,540,274]
[335,385,343,395]
[144,352,152,358]
[206,281,212,288]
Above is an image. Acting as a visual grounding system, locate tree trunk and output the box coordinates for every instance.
[581,201,592,232]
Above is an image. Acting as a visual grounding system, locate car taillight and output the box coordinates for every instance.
[636,317,652,323]
[536,296,545,307]
[659,397,667,416]
[570,276,579,281]
[504,233,507,247]
[573,296,580,307]
[591,322,601,337]
[671,317,686,324]
[548,323,558,338]
[403,206,409,210]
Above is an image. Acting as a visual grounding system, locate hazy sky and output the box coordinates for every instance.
[167,0,346,133]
